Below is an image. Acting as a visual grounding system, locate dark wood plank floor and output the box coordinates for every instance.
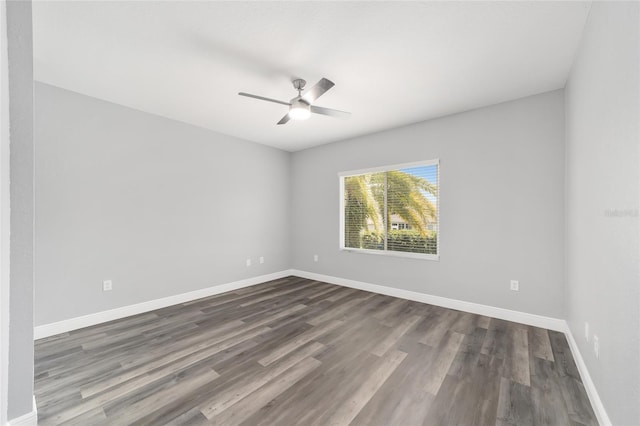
[34,276,598,425]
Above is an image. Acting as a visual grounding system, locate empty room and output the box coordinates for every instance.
[1,1,639,425]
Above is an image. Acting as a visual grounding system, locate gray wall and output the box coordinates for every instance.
[34,83,291,326]
[6,0,34,420]
[565,2,640,424]
[291,90,565,318]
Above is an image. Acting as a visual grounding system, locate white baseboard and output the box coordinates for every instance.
[34,270,295,339]
[564,326,611,426]
[8,396,37,426]
[291,270,566,331]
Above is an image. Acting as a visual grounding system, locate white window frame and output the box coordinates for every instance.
[338,159,440,261]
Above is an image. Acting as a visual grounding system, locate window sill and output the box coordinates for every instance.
[340,247,439,261]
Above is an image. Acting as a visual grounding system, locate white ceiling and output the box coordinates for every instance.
[33,1,591,152]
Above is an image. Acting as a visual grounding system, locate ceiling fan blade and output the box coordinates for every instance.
[310,105,351,119]
[302,78,335,104]
[238,92,291,106]
[277,114,291,125]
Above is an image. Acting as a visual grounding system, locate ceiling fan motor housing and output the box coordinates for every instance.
[292,79,306,92]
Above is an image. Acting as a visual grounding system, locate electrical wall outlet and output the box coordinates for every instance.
[510,280,519,291]
[593,335,599,359]
[585,322,590,342]
[246,258,251,267]
[314,254,319,262]
[259,256,264,264]
[102,280,113,292]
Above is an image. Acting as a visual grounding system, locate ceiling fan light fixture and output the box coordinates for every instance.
[289,99,311,120]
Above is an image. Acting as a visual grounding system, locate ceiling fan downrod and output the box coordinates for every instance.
[292,79,306,96]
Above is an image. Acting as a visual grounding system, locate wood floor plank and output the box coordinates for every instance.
[33,277,598,426]
[465,354,503,426]
[104,366,220,425]
[258,320,342,366]
[558,375,599,425]
[243,333,385,425]
[209,356,322,424]
[116,318,246,369]
[196,279,303,313]
[426,352,502,426]
[35,391,83,421]
[530,326,555,362]
[200,341,325,418]
[481,318,509,359]
[306,296,369,326]
[81,324,270,398]
[326,349,407,425]
[238,279,317,307]
[304,284,341,300]
[163,407,210,426]
[423,331,465,395]
[61,312,160,341]
[237,302,308,327]
[373,298,408,322]
[450,311,480,335]
[370,315,421,356]
[282,354,383,426]
[477,315,492,329]
[243,303,308,327]
[530,357,572,426]
[314,316,391,366]
[447,326,487,378]
[35,358,121,399]
[59,406,107,426]
[229,277,292,296]
[324,287,359,303]
[60,338,233,420]
[419,309,460,347]
[35,332,108,358]
[548,330,581,379]
[350,342,435,426]
[496,377,534,426]
[504,327,531,386]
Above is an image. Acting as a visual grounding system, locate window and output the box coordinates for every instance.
[339,160,439,260]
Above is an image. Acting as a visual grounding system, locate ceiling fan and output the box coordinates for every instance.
[238,78,351,125]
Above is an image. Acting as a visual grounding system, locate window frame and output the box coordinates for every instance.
[338,159,440,261]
